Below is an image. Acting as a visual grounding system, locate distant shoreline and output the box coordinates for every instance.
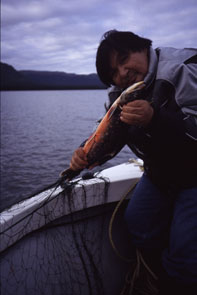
[1,61,107,91]
[1,86,107,91]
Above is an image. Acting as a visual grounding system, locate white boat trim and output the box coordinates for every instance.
[0,160,143,252]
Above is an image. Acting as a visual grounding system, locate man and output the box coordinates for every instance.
[69,30,197,294]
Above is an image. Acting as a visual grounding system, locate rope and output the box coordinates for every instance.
[137,250,158,281]
[108,181,138,262]
[108,180,158,295]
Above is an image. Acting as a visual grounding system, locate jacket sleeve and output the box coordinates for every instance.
[173,62,197,141]
[150,59,197,142]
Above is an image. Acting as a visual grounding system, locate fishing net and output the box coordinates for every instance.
[0,175,140,295]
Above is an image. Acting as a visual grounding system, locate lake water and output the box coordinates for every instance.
[0,90,134,211]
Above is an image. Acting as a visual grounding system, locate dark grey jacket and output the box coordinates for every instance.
[107,47,197,190]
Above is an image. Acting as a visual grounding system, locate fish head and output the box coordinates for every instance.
[119,81,145,105]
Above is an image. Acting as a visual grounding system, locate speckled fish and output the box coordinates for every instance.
[61,81,145,181]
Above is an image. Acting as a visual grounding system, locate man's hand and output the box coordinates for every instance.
[120,100,154,126]
[70,147,88,171]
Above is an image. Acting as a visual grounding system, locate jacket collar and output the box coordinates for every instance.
[144,47,158,89]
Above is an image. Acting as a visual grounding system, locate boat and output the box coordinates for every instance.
[0,159,156,295]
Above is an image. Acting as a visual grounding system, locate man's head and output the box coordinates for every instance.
[96,30,152,88]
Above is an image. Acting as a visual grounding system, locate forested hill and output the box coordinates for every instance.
[0,62,107,90]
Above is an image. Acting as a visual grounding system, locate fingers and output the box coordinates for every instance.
[70,147,88,171]
[120,100,154,126]
[120,112,142,125]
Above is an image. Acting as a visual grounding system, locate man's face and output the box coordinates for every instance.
[109,49,149,88]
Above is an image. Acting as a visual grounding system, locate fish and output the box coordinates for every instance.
[61,81,145,181]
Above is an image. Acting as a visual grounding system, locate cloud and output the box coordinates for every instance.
[1,0,197,74]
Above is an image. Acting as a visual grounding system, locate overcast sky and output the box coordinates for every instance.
[1,0,197,74]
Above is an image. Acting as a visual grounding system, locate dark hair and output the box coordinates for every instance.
[96,30,152,86]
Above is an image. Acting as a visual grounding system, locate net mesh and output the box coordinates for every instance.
[0,176,158,295]
[0,177,136,295]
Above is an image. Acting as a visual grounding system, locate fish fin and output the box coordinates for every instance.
[108,105,119,120]
[85,133,96,145]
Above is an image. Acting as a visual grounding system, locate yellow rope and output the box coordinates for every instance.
[108,181,138,262]
[108,180,158,294]
[137,249,158,281]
